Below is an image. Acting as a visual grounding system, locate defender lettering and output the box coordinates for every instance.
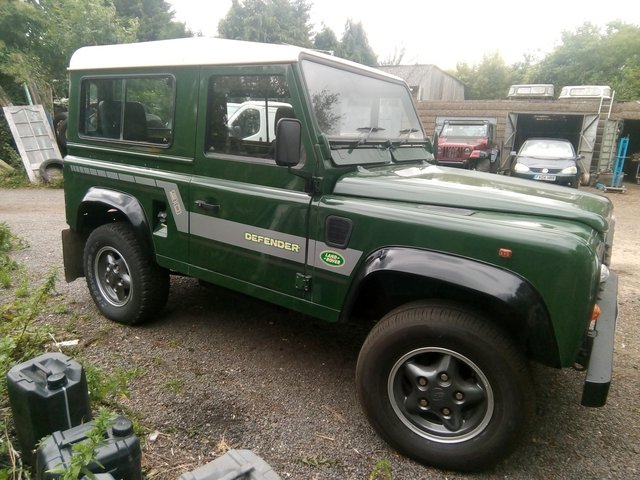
[244,232,300,253]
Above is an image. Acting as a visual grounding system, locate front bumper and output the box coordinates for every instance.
[512,172,578,186]
[581,271,618,407]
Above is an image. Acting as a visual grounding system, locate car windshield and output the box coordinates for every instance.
[441,124,487,137]
[300,60,425,146]
[520,140,575,159]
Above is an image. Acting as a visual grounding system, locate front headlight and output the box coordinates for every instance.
[561,166,578,174]
[600,263,610,283]
[514,163,530,173]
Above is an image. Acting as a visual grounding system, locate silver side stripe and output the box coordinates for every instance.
[157,181,188,233]
[68,161,362,276]
[191,213,306,264]
[69,163,189,233]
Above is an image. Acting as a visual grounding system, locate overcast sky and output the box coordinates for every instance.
[167,0,639,69]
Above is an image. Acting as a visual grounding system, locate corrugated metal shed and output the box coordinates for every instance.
[377,65,465,101]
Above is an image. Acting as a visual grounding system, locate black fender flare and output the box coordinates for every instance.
[344,247,560,367]
[79,187,152,251]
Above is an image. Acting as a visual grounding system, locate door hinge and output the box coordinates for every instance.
[295,273,312,292]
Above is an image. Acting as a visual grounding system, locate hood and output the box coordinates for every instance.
[332,164,612,232]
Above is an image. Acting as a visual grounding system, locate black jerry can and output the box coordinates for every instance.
[6,352,92,464]
[35,416,141,480]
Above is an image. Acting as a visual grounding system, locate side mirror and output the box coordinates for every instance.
[275,118,302,167]
[510,150,517,157]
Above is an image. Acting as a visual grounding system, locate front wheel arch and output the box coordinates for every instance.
[342,247,559,367]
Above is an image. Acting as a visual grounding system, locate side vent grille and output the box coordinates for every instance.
[325,216,353,249]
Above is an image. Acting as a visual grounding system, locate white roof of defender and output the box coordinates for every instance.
[68,37,398,80]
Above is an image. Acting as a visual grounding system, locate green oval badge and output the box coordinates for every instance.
[320,250,345,268]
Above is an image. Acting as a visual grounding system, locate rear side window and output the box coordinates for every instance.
[205,74,294,159]
[79,76,175,145]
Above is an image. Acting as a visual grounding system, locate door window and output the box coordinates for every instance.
[205,74,295,158]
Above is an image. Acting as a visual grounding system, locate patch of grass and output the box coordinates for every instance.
[1,413,28,480]
[369,458,393,480]
[164,378,184,394]
[84,363,143,406]
[301,455,341,468]
[0,269,57,401]
[0,223,23,289]
[0,170,30,189]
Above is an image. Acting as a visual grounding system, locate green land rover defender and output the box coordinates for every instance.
[61,37,618,472]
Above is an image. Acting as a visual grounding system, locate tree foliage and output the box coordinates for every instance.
[218,0,313,47]
[454,21,640,100]
[313,24,340,55]
[455,52,515,100]
[218,2,378,65]
[0,0,189,108]
[113,0,191,42]
[337,20,377,66]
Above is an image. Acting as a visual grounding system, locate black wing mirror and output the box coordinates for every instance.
[275,118,302,167]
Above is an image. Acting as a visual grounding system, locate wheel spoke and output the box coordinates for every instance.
[435,353,456,378]
[457,382,486,406]
[441,407,463,431]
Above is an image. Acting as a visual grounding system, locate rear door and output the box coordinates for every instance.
[189,65,312,302]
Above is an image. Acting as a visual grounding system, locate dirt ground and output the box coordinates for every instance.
[0,182,638,480]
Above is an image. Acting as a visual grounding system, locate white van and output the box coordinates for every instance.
[227,101,294,143]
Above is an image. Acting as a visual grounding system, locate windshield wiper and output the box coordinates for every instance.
[384,128,421,150]
[347,126,386,152]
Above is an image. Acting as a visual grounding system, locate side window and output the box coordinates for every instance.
[205,74,295,158]
[79,76,174,145]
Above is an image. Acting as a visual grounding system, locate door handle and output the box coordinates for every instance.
[194,200,220,213]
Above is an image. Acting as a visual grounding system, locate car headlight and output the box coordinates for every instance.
[514,163,530,173]
[561,166,578,174]
[600,263,610,283]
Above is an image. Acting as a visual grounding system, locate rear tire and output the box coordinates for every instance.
[356,301,534,472]
[84,223,169,325]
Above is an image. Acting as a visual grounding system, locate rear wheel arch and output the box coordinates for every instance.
[76,188,153,251]
[343,247,560,367]
[65,188,155,281]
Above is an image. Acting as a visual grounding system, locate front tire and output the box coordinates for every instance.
[356,301,534,472]
[84,223,169,325]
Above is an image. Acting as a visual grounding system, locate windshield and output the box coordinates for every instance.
[441,124,487,137]
[520,139,575,158]
[300,60,425,144]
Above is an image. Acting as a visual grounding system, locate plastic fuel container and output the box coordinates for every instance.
[6,352,92,464]
[35,415,141,480]
[179,449,282,480]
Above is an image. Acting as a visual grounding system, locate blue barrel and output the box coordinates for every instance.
[6,352,92,464]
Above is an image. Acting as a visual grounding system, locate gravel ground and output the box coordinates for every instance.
[0,183,638,480]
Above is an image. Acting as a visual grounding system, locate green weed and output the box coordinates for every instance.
[84,364,143,406]
[369,458,393,480]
